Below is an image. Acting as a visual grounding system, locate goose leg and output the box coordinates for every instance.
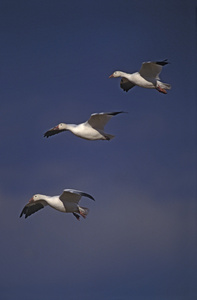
[73,213,80,220]
[156,86,167,94]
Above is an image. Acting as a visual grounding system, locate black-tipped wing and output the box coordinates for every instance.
[87,112,124,130]
[78,192,95,201]
[139,59,169,79]
[20,202,45,218]
[60,189,95,204]
[120,77,136,92]
[155,59,169,66]
[44,127,66,138]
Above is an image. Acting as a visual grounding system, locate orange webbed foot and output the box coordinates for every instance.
[156,86,167,94]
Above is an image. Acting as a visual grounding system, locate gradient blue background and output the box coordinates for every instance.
[0,1,196,299]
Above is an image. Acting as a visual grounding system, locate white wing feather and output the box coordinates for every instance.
[139,62,162,79]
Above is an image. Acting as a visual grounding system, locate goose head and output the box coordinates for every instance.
[109,71,122,78]
[55,123,67,130]
[29,194,43,203]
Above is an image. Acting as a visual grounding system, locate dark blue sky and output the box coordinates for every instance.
[0,1,196,299]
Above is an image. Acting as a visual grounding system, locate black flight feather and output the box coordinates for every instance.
[155,59,169,66]
[44,129,65,138]
[20,203,44,218]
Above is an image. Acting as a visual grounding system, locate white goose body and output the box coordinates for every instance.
[44,111,125,140]
[20,189,95,220]
[44,195,70,212]
[121,71,157,89]
[64,123,106,140]
[109,59,171,94]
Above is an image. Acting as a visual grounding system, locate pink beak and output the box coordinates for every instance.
[109,74,114,78]
[29,197,34,203]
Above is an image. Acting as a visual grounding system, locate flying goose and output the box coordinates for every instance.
[109,59,171,94]
[20,189,95,220]
[44,111,125,140]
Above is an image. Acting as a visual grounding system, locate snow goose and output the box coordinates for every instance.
[44,111,125,140]
[20,189,95,220]
[109,59,171,94]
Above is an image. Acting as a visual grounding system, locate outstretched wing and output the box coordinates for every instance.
[87,112,124,130]
[139,59,169,79]
[60,189,95,204]
[20,201,46,218]
[44,126,66,138]
[120,77,136,92]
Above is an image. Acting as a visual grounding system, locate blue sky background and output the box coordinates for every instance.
[0,0,196,299]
